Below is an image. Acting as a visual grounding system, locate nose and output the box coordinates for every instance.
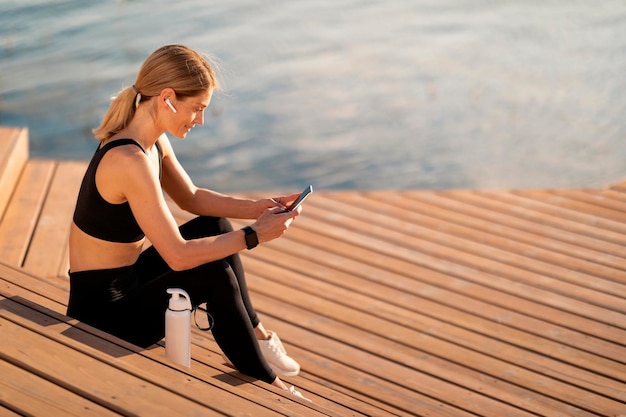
[195,110,205,126]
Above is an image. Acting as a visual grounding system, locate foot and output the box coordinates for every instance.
[287,385,312,402]
[259,331,301,376]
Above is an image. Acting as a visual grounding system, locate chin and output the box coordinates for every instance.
[170,130,187,139]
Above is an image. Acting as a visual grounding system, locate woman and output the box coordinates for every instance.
[67,44,308,400]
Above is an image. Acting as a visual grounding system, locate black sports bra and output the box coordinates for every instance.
[73,139,162,243]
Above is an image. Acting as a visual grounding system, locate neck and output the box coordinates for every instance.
[114,106,164,150]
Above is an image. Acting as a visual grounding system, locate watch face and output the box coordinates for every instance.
[244,227,258,249]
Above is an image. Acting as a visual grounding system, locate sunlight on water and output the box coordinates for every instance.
[1,0,625,192]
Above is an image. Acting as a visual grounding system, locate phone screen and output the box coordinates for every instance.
[286,185,313,211]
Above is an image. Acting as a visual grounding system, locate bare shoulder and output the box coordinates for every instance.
[96,141,157,203]
[101,142,151,174]
[156,133,175,158]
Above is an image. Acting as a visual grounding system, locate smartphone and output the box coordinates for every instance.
[285,185,313,211]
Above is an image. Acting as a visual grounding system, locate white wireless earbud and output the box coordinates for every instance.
[165,98,177,113]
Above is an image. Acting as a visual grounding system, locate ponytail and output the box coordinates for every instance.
[92,86,140,142]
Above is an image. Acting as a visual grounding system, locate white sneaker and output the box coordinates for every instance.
[259,331,301,376]
[288,385,312,402]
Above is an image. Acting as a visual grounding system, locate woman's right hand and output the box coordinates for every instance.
[251,206,300,243]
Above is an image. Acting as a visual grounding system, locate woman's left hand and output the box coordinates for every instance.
[254,193,301,218]
[274,192,303,210]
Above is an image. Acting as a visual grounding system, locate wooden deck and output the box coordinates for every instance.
[0,126,625,416]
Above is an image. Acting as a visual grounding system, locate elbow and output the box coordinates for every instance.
[171,192,198,214]
[176,199,195,214]
[156,235,200,271]
[162,251,190,272]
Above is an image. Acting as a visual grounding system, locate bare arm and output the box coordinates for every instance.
[158,135,299,218]
[115,145,297,271]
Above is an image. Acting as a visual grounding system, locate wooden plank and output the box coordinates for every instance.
[0,405,24,417]
[186,339,399,417]
[184,342,381,417]
[241,254,626,394]
[592,188,626,203]
[247,272,625,415]
[0,316,224,417]
[0,358,120,417]
[244,243,626,366]
[194,320,476,417]
[0,127,28,220]
[375,190,626,267]
[539,189,626,222]
[250,293,610,417]
[0,265,68,312]
[22,162,86,278]
[508,189,626,234]
[0,264,326,415]
[235,215,626,346]
[280,202,626,327]
[0,296,326,417]
[182,328,401,417]
[327,192,626,288]
[188,311,422,417]
[0,263,358,417]
[447,190,626,245]
[0,160,55,267]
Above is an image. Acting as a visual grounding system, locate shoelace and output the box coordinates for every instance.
[268,333,287,355]
[275,337,288,355]
[265,338,283,355]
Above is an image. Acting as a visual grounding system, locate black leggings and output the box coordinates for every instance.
[67,216,276,383]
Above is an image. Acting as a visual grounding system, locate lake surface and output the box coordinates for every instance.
[1,0,625,192]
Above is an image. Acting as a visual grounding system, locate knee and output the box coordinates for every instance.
[202,216,234,234]
[204,260,241,295]
[180,216,233,240]
[215,217,234,233]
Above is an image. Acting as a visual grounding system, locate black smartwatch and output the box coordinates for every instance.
[242,226,258,250]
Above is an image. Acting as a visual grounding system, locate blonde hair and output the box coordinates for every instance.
[93,44,219,142]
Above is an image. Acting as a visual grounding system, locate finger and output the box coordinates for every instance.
[270,198,287,210]
[271,206,299,218]
[267,206,287,214]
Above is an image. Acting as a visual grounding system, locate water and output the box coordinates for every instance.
[1,0,625,192]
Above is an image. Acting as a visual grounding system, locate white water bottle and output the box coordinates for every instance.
[165,288,192,367]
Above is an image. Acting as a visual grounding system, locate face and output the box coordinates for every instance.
[166,90,212,138]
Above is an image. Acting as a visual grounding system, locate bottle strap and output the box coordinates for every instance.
[193,305,214,331]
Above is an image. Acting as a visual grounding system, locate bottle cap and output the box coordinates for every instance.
[167,288,192,311]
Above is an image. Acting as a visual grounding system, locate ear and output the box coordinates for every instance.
[159,88,177,107]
